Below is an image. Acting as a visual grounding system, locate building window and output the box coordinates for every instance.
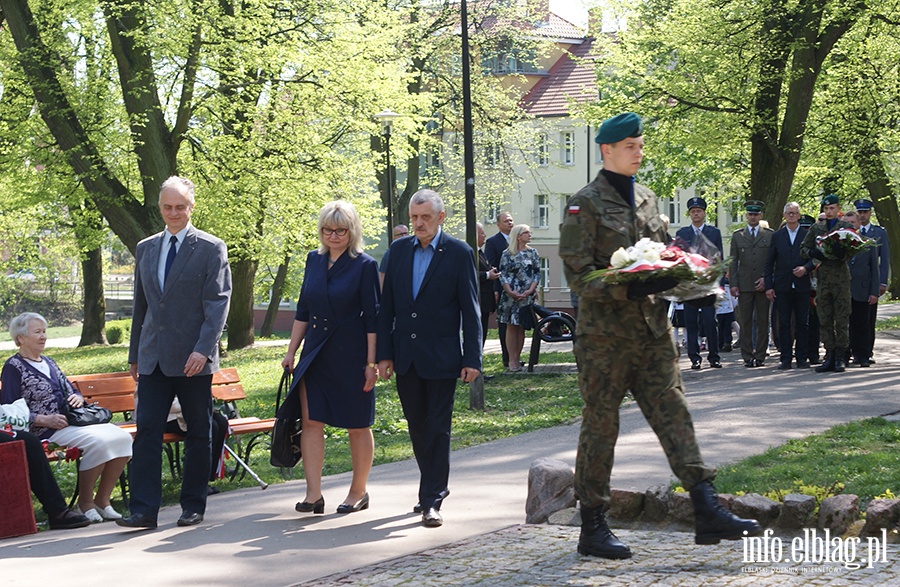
[485,143,502,168]
[536,194,549,228]
[540,257,550,290]
[537,133,550,166]
[667,195,682,225]
[730,195,741,224]
[484,198,500,223]
[482,40,545,75]
[561,132,575,166]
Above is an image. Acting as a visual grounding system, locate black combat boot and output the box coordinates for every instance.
[814,353,835,373]
[690,480,762,545]
[577,505,632,559]
[833,349,846,373]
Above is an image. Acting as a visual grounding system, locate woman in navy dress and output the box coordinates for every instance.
[280,201,379,515]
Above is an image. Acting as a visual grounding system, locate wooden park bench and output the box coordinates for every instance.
[60,368,274,499]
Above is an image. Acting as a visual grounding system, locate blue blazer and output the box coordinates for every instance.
[674,223,724,259]
[377,230,482,379]
[765,226,814,293]
[862,224,890,286]
[849,245,880,302]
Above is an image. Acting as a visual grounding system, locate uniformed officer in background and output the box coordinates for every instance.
[559,112,760,560]
[854,198,890,365]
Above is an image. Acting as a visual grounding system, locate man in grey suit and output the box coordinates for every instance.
[118,176,232,529]
[729,200,774,367]
[855,198,890,364]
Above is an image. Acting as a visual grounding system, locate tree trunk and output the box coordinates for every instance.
[226,256,258,350]
[78,246,108,346]
[260,255,291,338]
[857,140,900,297]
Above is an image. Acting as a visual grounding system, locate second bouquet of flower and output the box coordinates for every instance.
[585,238,725,301]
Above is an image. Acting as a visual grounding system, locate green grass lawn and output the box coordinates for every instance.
[712,417,900,505]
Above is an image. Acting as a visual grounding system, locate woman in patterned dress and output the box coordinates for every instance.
[498,224,540,371]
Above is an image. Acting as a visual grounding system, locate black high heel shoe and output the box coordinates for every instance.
[295,496,325,514]
[336,493,369,514]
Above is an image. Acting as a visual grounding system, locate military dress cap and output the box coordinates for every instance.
[820,193,839,206]
[854,198,873,210]
[595,112,643,145]
[799,214,816,227]
[686,196,707,210]
[744,200,764,213]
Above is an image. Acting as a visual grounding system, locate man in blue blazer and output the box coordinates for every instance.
[764,202,815,369]
[674,197,723,369]
[845,209,880,367]
[377,189,482,528]
[119,176,232,529]
[855,198,890,364]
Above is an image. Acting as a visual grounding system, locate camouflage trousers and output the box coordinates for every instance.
[573,332,715,509]
[816,282,851,352]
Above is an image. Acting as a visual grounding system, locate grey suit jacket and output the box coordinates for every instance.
[849,245,879,302]
[129,225,232,377]
[729,226,773,292]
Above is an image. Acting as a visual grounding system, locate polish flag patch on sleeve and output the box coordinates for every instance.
[568,205,580,215]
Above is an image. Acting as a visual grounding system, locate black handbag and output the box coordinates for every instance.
[66,403,113,426]
[270,369,302,468]
[518,303,535,330]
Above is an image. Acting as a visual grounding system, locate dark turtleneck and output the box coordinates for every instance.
[601,169,635,208]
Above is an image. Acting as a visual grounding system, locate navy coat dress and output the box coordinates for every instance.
[277,250,380,428]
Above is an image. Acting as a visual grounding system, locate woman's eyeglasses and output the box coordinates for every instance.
[321,227,348,237]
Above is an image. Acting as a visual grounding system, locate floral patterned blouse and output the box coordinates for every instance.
[498,247,541,326]
[1,354,79,439]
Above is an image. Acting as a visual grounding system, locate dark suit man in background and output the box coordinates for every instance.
[844,210,880,367]
[855,198,890,364]
[377,189,482,528]
[484,212,513,367]
[119,176,232,529]
[379,224,410,288]
[729,200,773,368]
[765,202,814,369]
[477,223,501,350]
[675,197,723,369]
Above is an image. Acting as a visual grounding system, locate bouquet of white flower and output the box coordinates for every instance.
[816,228,877,260]
[585,238,725,301]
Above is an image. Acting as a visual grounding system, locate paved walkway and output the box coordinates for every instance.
[2,307,900,586]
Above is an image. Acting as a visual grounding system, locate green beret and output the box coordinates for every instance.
[821,193,839,206]
[595,112,643,145]
[744,200,764,213]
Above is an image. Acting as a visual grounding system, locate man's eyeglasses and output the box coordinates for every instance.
[321,227,348,237]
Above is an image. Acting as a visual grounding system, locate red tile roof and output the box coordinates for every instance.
[521,36,598,117]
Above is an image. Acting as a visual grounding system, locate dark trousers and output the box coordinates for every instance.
[480,309,491,349]
[0,431,68,518]
[165,411,228,482]
[497,321,509,366]
[867,302,878,360]
[684,304,719,364]
[737,291,770,363]
[396,365,455,511]
[131,366,212,518]
[717,312,734,349]
[774,289,809,365]
[849,299,874,361]
[808,298,821,361]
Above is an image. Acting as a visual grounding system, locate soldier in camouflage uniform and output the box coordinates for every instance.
[800,194,852,373]
[559,112,760,560]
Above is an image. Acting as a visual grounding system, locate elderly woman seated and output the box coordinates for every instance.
[1,399,91,529]
[1,312,132,523]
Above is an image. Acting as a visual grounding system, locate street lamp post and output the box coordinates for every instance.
[375,109,401,238]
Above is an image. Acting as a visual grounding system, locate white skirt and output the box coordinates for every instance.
[50,423,133,470]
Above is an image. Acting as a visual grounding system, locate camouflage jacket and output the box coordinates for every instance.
[800,219,852,284]
[559,172,670,339]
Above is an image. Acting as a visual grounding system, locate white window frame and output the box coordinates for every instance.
[536,194,550,228]
[540,257,550,291]
[561,131,575,166]
[537,133,550,166]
